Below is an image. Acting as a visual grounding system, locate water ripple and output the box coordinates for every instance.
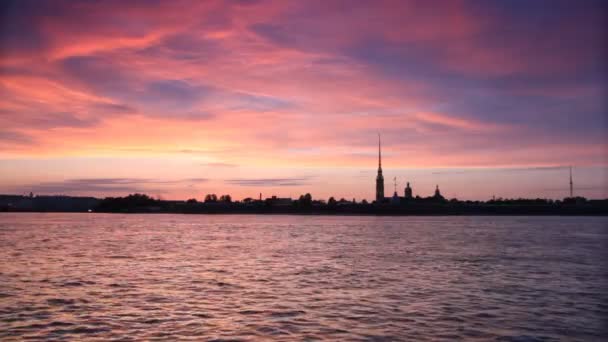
[0,214,606,340]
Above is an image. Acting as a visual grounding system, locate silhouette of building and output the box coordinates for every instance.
[0,195,99,211]
[390,176,400,204]
[391,192,400,204]
[404,182,413,199]
[376,134,384,202]
[266,196,292,206]
[433,185,444,200]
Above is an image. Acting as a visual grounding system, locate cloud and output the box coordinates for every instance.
[61,178,209,185]
[542,186,606,192]
[91,102,137,114]
[181,178,209,183]
[0,109,101,131]
[60,55,134,95]
[224,177,313,187]
[0,130,35,144]
[26,179,145,194]
[249,23,291,45]
[97,147,234,157]
[200,162,239,168]
[413,112,506,132]
[21,177,208,195]
[41,112,100,128]
[143,79,213,110]
[431,166,571,175]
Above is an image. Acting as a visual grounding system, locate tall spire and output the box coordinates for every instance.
[375,133,384,202]
[378,133,382,170]
[569,166,573,198]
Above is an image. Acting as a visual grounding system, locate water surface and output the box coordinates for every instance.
[0,214,607,340]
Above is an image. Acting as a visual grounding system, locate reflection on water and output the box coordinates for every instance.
[0,213,607,340]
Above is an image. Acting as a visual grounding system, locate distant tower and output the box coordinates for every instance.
[390,177,400,204]
[375,134,385,202]
[434,184,442,198]
[404,182,413,199]
[569,166,573,198]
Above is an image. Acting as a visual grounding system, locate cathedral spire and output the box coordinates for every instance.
[375,133,384,202]
[378,133,382,171]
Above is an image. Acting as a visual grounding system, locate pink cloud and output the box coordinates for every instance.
[0,0,605,199]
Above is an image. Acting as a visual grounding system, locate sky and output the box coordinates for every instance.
[0,0,607,201]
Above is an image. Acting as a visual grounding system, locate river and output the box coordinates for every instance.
[0,214,606,340]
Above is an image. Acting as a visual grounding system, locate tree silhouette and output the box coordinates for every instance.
[297,193,313,207]
[98,193,158,210]
[204,194,218,203]
[219,194,232,203]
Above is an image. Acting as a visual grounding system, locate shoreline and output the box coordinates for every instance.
[2,210,607,217]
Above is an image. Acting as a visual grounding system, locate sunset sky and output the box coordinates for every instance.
[1,0,607,201]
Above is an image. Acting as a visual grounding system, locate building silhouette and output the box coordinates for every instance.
[373,135,450,204]
[267,195,292,206]
[433,185,444,200]
[404,182,413,199]
[375,134,384,202]
[390,176,400,204]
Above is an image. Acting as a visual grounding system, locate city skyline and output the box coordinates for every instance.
[0,138,597,202]
[1,0,607,200]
